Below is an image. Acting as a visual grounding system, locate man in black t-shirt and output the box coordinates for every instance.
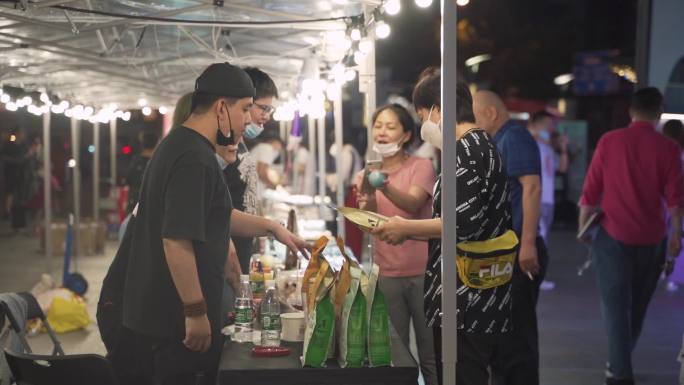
[106,63,309,385]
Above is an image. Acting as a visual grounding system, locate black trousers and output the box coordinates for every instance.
[109,327,222,385]
[433,327,503,385]
[491,236,549,385]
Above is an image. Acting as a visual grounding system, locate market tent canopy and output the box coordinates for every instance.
[0,0,378,109]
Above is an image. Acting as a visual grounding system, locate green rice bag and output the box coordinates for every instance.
[302,290,335,367]
[364,264,392,367]
[337,265,367,368]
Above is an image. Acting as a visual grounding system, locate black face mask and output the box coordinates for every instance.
[216,103,235,146]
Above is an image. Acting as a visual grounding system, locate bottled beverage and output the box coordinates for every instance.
[250,255,265,300]
[260,280,281,347]
[234,274,253,343]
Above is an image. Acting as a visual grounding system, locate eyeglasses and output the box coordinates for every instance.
[254,102,275,115]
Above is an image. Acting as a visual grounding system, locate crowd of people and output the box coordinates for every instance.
[2,59,678,385]
[0,131,51,235]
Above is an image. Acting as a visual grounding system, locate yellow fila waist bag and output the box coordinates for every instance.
[456,230,519,290]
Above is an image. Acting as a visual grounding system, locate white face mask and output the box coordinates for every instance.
[373,141,402,158]
[420,105,442,150]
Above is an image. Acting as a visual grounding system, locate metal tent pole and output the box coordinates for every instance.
[360,39,377,160]
[43,111,52,274]
[110,118,117,187]
[93,122,100,225]
[333,94,345,239]
[317,117,326,200]
[441,0,459,384]
[307,115,316,196]
[70,117,81,258]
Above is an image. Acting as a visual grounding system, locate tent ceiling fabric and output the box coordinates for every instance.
[0,0,376,109]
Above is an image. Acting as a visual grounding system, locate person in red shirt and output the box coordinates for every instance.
[579,87,683,385]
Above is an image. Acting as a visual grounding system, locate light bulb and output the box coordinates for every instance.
[415,0,432,8]
[375,21,391,39]
[158,106,168,115]
[317,0,332,11]
[384,0,401,15]
[456,0,469,5]
[344,69,357,81]
[142,106,152,116]
[137,98,147,107]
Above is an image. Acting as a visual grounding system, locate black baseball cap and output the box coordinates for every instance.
[194,62,256,98]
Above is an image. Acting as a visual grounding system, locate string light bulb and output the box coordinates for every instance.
[384,0,401,15]
[375,21,391,39]
[350,28,362,41]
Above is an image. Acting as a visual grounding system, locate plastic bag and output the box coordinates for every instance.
[47,294,90,333]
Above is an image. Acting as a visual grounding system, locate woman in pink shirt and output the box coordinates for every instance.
[355,104,437,385]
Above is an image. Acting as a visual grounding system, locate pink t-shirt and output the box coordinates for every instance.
[354,156,436,277]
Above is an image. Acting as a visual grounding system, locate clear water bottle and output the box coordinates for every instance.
[260,280,281,347]
[234,274,253,343]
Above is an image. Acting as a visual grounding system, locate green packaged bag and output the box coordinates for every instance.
[302,290,335,367]
[301,237,336,367]
[337,264,367,368]
[364,264,392,367]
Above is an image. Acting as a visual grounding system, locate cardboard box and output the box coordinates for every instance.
[39,220,106,256]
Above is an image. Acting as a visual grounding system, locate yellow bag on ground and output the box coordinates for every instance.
[46,294,91,333]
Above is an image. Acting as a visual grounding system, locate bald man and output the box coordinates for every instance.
[473,90,547,385]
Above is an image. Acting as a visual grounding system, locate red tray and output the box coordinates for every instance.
[251,346,291,358]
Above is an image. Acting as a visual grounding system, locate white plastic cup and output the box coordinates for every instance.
[280,312,305,342]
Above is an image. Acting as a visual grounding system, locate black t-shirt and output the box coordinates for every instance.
[424,129,513,333]
[124,155,151,214]
[122,126,232,339]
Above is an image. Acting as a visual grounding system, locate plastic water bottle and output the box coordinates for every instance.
[234,274,253,343]
[260,280,281,347]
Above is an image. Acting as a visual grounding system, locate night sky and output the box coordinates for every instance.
[376,0,638,100]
